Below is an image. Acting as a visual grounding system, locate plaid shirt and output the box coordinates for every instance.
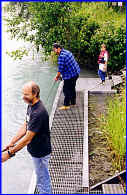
[58,49,80,80]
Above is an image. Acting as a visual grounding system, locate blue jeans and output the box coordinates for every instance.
[98,69,106,82]
[32,154,52,194]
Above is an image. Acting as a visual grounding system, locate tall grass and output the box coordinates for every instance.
[81,2,126,28]
[100,86,126,170]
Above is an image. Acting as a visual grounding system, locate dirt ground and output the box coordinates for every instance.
[88,93,116,187]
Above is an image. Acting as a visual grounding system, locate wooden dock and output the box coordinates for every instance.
[28,76,124,194]
[102,184,125,194]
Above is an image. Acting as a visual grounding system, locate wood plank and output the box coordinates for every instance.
[82,90,89,188]
[90,170,126,190]
[102,184,125,194]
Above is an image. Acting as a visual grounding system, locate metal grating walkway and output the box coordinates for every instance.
[49,90,84,194]
[30,76,122,194]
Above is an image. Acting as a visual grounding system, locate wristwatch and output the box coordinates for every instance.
[8,150,15,158]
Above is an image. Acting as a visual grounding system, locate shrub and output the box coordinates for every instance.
[89,23,126,72]
[100,86,126,170]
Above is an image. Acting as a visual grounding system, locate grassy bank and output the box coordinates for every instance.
[100,84,126,170]
[80,2,126,28]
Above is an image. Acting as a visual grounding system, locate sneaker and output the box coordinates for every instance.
[102,81,105,85]
[58,106,70,110]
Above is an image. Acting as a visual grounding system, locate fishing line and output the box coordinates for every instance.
[45,77,63,113]
[46,81,56,104]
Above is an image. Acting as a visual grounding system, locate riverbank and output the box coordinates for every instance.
[89,68,126,188]
[103,69,126,170]
[88,93,116,187]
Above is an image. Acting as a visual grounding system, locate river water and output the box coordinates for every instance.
[2,16,59,194]
[2,10,98,194]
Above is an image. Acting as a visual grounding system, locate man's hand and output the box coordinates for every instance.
[54,72,61,81]
[2,122,27,152]
[2,143,15,152]
[54,77,59,81]
[2,151,10,163]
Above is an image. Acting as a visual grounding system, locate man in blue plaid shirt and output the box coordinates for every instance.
[53,43,80,110]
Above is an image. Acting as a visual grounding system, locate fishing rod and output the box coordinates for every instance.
[2,148,7,152]
[2,144,16,153]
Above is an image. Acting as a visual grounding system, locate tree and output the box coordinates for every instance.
[4,2,126,72]
[4,2,73,54]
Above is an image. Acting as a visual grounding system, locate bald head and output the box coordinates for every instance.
[22,81,40,105]
[23,81,40,98]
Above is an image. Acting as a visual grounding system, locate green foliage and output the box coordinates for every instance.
[4,2,126,72]
[90,23,126,72]
[69,15,99,65]
[77,2,126,71]
[107,25,126,72]
[6,48,28,60]
[25,2,73,53]
[100,87,126,170]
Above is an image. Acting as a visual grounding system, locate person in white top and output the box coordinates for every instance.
[98,44,109,84]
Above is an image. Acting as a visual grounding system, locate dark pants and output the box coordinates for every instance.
[63,75,79,106]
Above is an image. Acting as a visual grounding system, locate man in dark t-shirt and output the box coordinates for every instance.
[2,81,52,194]
[26,100,51,157]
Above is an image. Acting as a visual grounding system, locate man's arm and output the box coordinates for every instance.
[2,130,36,162]
[3,122,27,151]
